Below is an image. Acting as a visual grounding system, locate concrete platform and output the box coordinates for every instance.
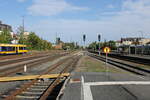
[61,72,150,100]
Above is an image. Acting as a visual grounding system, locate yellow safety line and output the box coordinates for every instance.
[0,73,70,82]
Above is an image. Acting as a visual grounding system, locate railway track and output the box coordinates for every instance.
[0,51,64,61]
[89,51,150,66]
[87,52,150,76]
[0,52,48,61]
[0,52,68,66]
[0,52,69,77]
[1,54,81,100]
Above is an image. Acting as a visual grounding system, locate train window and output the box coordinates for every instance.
[1,47,7,51]
[8,47,11,51]
[7,47,15,51]
[11,47,15,51]
[24,47,27,50]
[19,47,24,50]
[9,47,12,51]
[13,47,15,51]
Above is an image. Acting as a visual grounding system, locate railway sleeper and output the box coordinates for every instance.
[10,78,66,100]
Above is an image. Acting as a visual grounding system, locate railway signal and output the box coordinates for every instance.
[83,34,86,42]
[83,34,86,49]
[98,34,101,42]
[98,34,101,55]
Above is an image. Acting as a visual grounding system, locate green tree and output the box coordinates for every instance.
[16,26,52,51]
[88,41,98,50]
[27,32,52,50]
[88,40,117,50]
[27,32,40,49]
[17,26,28,44]
[42,40,52,50]
[62,42,76,50]
[18,35,27,44]
[0,29,12,43]
[108,40,116,50]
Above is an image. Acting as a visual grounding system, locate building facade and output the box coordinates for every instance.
[120,37,150,46]
[117,37,150,55]
[139,38,150,45]
[0,21,12,32]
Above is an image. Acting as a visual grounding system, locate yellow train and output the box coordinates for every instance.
[0,44,28,54]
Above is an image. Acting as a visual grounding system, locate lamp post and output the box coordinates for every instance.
[21,15,25,45]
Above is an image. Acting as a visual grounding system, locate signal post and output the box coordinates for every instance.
[103,47,111,76]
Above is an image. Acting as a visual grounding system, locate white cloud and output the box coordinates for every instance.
[29,17,150,44]
[27,0,150,44]
[121,0,150,17]
[17,0,27,2]
[106,4,115,9]
[28,0,89,16]
[112,0,150,34]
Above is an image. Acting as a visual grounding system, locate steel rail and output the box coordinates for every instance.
[0,54,67,77]
[4,55,75,100]
[0,53,53,66]
[89,50,150,66]
[39,55,81,100]
[88,52,150,76]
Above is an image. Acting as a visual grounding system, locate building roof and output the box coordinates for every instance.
[121,37,144,41]
[0,21,12,31]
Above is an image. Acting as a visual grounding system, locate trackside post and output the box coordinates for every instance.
[24,64,27,72]
[103,47,111,76]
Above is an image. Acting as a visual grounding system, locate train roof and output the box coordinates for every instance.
[0,44,27,47]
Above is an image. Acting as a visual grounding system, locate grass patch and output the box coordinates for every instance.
[78,56,131,74]
[84,59,106,72]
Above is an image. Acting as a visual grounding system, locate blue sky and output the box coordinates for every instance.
[1,0,150,44]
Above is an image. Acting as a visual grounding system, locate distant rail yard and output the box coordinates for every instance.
[0,50,149,100]
[1,1,150,99]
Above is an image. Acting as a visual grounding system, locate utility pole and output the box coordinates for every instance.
[22,16,25,35]
[22,16,25,45]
